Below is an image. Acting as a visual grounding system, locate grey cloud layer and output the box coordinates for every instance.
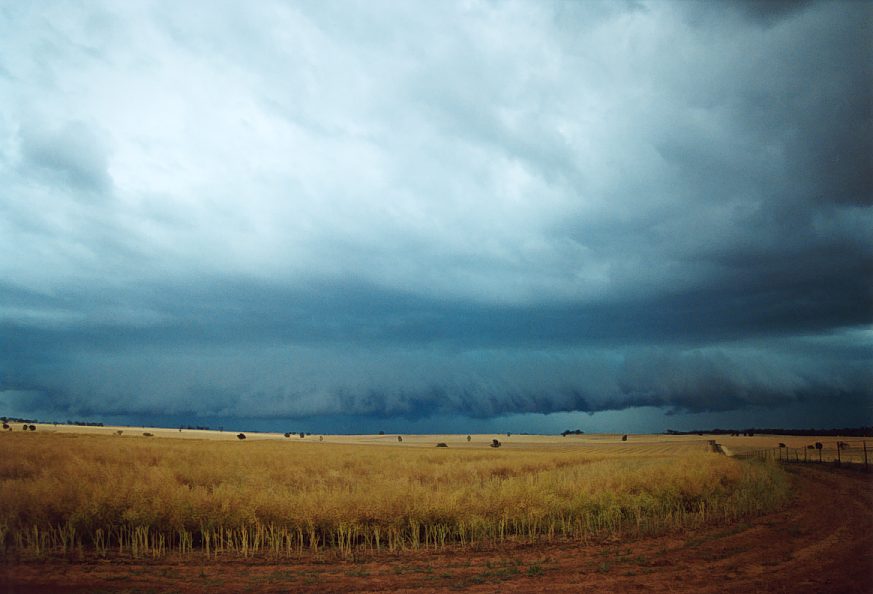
[5,328,871,420]
[0,1,870,424]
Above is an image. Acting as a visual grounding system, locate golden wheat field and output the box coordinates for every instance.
[0,427,787,557]
[0,428,790,561]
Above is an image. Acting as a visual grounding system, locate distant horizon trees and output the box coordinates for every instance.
[665,427,872,437]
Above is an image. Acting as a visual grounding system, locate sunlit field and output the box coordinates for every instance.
[0,429,790,560]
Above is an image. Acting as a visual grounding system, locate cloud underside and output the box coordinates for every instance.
[3,282,870,419]
[0,1,870,424]
[4,341,871,419]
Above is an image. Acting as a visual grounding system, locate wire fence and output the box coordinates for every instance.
[733,440,870,471]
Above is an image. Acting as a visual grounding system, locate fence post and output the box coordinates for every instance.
[864,441,868,472]
[836,441,841,465]
[804,447,807,463]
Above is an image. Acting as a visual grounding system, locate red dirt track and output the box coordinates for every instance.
[1,465,871,593]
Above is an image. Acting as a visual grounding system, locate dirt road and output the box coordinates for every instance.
[2,465,871,593]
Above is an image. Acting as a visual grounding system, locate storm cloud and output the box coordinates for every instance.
[0,1,870,430]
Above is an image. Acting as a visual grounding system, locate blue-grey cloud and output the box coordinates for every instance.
[19,121,112,195]
[0,0,870,429]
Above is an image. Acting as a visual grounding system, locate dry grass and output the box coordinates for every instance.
[0,431,789,560]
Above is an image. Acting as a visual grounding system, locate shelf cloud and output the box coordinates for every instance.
[1,1,870,430]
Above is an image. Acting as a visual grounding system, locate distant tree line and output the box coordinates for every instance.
[561,429,585,436]
[664,427,873,437]
[1,416,105,427]
[1,416,40,424]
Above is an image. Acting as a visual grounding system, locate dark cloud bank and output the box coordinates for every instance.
[0,1,870,431]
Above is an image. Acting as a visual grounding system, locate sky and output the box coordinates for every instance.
[0,0,871,434]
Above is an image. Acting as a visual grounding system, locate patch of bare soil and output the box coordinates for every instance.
[2,465,871,593]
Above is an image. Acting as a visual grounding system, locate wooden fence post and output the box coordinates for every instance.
[864,441,868,472]
[836,441,841,465]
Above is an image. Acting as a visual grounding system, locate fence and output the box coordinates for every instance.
[733,440,870,471]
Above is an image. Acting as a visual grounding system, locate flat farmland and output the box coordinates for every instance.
[1,428,870,593]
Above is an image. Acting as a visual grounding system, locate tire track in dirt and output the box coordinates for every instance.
[1,465,871,593]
